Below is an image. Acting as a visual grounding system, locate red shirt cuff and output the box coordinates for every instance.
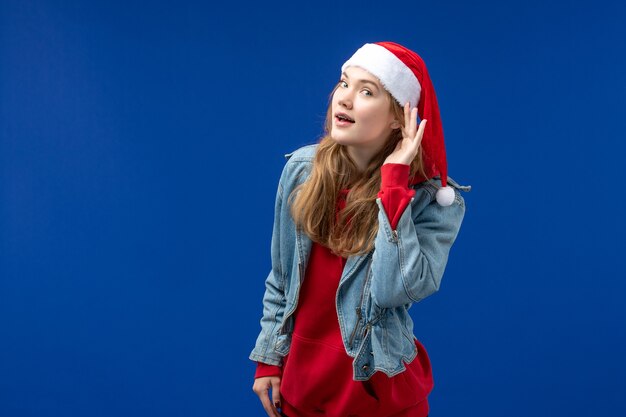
[378,164,416,230]
[255,362,282,379]
[381,163,411,189]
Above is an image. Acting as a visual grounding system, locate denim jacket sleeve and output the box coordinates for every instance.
[249,166,289,366]
[369,178,467,308]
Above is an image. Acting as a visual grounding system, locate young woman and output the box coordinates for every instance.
[250,41,470,417]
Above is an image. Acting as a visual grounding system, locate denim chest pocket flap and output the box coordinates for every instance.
[446,176,472,192]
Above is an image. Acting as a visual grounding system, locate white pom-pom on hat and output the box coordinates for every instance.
[436,186,455,206]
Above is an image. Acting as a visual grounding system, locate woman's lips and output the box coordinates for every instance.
[335,116,355,127]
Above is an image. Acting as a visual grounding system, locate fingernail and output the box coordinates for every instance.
[274,400,281,409]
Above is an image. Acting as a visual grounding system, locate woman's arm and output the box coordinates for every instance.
[370,103,466,308]
[249,165,290,367]
[370,179,466,308]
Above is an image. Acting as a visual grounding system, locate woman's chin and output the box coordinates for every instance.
[330,131,351,145]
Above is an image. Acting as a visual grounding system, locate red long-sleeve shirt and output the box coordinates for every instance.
[255,164,433,417]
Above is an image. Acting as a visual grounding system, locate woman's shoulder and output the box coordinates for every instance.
[283,143,318,163]
[277,143,318,188]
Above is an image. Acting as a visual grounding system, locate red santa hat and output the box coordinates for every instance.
[341,41,455,206]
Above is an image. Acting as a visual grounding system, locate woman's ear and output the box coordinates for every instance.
[390,120,401,129]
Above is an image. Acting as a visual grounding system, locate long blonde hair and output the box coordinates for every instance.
[289,83,429,257]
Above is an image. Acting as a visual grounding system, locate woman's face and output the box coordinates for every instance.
[330,66,399,156]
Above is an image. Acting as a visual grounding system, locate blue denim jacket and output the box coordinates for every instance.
[250,144,470,381]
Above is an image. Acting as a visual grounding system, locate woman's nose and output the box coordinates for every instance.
[338,93,352,109]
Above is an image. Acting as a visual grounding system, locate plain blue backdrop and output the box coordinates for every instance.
[1,0,625,416]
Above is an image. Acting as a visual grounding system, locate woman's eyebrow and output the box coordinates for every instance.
[341,72,379,89]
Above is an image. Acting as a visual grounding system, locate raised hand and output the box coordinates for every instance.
[384,102,427,166]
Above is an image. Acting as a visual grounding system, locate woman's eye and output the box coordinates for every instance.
[338,80,372,96]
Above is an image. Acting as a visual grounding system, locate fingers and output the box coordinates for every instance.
[415,119,427,147]
[260,390,281,417]
[253,377,281,417]
[404,102,410,135]
[403,102,419,139]
[271,378,282,412]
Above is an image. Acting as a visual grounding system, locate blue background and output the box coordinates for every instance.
[1,0,625,416]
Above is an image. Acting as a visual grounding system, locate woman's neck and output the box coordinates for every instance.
[346,145,377,174]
